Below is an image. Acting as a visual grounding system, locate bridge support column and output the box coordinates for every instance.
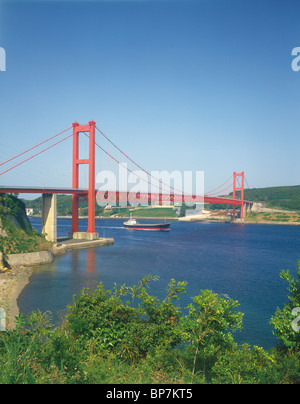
[71,120,98,240]
[243,203,250,218]
[42,193,57,242]
[72,194,79,233]
[87,121,96,234]
[233,172,244,220]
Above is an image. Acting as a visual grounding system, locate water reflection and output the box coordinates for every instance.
[71,250,79,272]
[86,249,96,273]
[68,249,96,273]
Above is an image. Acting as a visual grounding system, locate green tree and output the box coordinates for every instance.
[270,262,300,349]
[181,290,243,382]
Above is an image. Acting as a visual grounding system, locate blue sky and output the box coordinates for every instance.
[0,0,300,194]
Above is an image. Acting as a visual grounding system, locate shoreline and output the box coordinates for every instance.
[0,265,35,330]
[29,215,300,225]
[244,220,300,225]
[0,237,114,330]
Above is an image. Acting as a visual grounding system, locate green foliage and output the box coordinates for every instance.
[211,343,275,384]
[270,262,300,349]
[180,290,243,381]
[23,195,178,218]
[66,276,186,361]
[242,185,300,211]
[0,194,52,254]
[0,270,300,384]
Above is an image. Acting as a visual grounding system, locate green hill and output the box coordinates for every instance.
[23,195,103,217]
[23,195,178,218]
[242,185,300,211]
[0,194,51,255]
[199,185,300,212]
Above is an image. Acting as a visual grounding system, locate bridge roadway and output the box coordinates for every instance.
[0,186,248,206]
[0,186,252,243]
[0,186,88,196]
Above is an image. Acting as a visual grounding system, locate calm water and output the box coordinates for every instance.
[18,218,300,349]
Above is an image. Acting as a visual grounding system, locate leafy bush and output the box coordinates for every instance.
[270,262,300,349]
[66,276,186,361]
[0,267,300,384]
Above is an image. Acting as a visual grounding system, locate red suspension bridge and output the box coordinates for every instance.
[0,121,254,241]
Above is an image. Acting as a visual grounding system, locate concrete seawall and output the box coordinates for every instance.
[60,238,114,251]
[3,238,114,267]
[4,250,55,267]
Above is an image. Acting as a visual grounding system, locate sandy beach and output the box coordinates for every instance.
[0,266,35,330]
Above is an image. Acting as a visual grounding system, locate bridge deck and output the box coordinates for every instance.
[0,186,252,206]
[0,186,88,196]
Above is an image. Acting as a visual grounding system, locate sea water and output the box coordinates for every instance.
[18,217,300,349]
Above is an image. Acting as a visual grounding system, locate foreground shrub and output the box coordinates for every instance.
[0,265,300,384]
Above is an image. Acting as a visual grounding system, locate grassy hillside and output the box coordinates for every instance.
[0,194,52,255]
[242,185,300,211]
[23,195,178,218]
[246,210,300,223]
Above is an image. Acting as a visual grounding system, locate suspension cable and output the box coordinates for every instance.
[208,182,234,198]
[0,133,73,176]
[245,176,255,202]
[0,126,72,167]
[205,174,233,195]
[95,126,239,200]
[96,126,184,194]
[84,133,170,193]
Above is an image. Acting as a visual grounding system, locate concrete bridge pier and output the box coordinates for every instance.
[244,202,253,215]
[240,202,253,220]
[42,193,57,242]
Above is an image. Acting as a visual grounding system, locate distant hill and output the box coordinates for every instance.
[242,185,300,211]
[22,195,178,218]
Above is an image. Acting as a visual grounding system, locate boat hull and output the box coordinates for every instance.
[124,223,170,231]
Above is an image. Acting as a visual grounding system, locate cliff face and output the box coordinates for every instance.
[0,194,52,255]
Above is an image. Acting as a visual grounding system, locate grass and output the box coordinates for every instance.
[246,211,300,223]
[104,207,178,218]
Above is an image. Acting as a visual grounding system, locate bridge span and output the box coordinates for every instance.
[0,185,253,244]
[0,121,254,242]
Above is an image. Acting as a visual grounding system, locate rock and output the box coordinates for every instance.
[0,217,7,237]
[0,228,7,237]
[0,251,4,269]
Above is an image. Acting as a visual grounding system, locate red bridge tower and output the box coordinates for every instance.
[232,171,244,220]
[71,121,98,240]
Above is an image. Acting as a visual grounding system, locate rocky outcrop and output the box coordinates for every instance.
[0,217,8,238]
[0,194,52,255]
